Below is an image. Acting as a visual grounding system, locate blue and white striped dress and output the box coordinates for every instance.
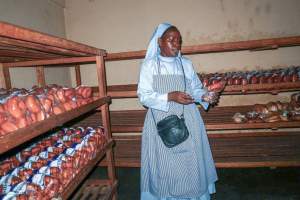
[137,55,218,200]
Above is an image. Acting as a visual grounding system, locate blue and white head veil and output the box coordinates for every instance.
[144,23,172,61]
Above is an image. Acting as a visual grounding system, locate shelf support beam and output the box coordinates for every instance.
[96,55,117,200]
[36,66,46,87]
[0,64,12,89]
[75,65,82,86]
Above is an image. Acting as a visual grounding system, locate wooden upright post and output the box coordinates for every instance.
[75,65,82,86]
[96,55,117,199]
[36,66,46,87]
[0,64,12,89]
[0,64,5,88]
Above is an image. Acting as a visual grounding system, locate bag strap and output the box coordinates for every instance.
[151,57,186,122]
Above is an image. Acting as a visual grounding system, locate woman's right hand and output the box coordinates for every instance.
[168,91,194,105]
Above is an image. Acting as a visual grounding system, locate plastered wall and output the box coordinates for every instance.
[0,0,70,89]
[64,0,300,110]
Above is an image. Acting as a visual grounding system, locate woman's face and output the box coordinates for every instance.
[158,27,182,57]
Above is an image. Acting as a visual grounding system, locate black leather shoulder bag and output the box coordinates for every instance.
[151,59,189,148]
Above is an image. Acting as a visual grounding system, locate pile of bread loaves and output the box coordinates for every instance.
[0,85,93,135]
[233,92,300,123]
[0,126,107,200]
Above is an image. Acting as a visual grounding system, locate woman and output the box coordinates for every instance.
[137,23,218,200]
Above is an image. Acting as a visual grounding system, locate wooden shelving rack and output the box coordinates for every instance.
[0,21,117,199]
[77,35,300,168]
[90,80,300,99]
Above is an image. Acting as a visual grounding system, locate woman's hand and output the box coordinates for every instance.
[202,91,220,105]
[168,91,194,105]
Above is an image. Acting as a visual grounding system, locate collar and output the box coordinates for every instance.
[158,54,178,62]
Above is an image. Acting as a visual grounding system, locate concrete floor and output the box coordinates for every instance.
[90,167,300,200]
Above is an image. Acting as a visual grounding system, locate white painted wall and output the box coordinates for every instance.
[64,0,300,110]
[0,0,71,89]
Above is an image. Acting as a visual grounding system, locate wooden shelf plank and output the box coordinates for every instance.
[60,139,114,200]
[0,97,110,154]
[101,159,300,168]
[109,119,300,132]
[223,81,300,95]
[205,120,300,130]
[93,81,300,98]
[3,56,97,67]
[0,36,90,57]
[215,159,300,168]
[109,110,300,132]
[105,36,300,61]
[73,107,300,132]
[98,132,300,168]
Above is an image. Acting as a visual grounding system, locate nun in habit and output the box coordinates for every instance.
[137,23,218,200]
